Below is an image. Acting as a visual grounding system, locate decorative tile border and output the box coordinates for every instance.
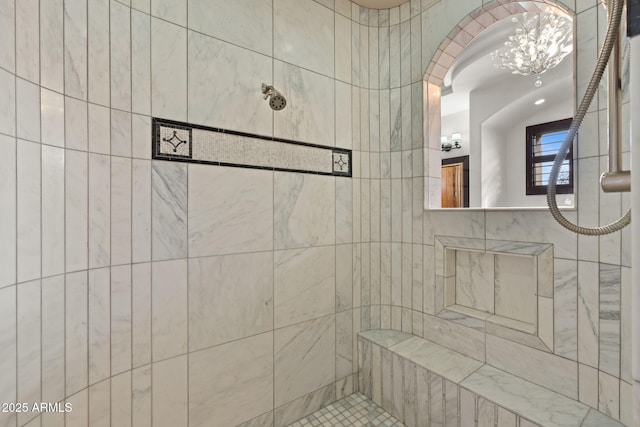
[152,118,352,177]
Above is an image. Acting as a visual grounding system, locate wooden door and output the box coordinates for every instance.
[441,163,463,208]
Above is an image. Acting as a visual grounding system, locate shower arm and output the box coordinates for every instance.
[547,0,631,235]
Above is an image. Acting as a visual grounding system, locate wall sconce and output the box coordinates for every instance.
[441,133,462,152]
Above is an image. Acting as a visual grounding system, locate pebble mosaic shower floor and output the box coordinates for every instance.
[287,393,405,427]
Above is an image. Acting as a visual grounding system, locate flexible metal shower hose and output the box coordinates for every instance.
[547,0,631,235]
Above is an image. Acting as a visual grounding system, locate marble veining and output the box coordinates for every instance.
[389,336,483,383]
[358,329,413,350]
[151,162,187,261]
[461,365,588,427]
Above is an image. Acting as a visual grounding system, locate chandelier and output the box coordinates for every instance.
[491,12,573,86]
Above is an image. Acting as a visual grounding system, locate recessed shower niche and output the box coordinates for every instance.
[435,236,554,352]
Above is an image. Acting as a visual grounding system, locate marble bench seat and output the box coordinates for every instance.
[358,330,624,427]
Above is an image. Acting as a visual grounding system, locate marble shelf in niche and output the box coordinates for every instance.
[434,236,554,353]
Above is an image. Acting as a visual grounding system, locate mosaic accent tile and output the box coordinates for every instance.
[152,118,351,177]
[287,392,404,427]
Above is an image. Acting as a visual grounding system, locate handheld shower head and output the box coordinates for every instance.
[262,84,287,111]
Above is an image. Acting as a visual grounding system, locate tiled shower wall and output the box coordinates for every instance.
[0,1,634,427]
[0,0,365,426]
[352,0,632,425]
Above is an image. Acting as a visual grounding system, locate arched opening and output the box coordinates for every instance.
[422,0,576,209]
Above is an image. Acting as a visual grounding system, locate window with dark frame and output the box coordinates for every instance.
[525,118,574,196]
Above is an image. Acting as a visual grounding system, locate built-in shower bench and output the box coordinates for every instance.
[358,330,624,427]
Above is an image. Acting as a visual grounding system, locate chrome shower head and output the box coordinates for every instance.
[262,84,287,111]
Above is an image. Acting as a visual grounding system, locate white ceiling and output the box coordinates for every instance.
[441,12,573,119]
[351,0,407,9]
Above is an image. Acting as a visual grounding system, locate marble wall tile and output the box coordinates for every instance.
[495,254,536,325]
[579,363,598,408]
[111,265,132,375]
[336,244,353,312]
[66,389,88,427]
[15,0,39,83]
[336,310,353,379]
[620,267,631,382]
[410,16,422,84]
[89,379,111,427]
[0,70,15,137]
[275,246,334,327]
[274,61,335,146]
[334,14,351,84]
[554,258,577,359]
[110,109,131,157]
[485,334,578,399]
[41,276,65,405]
[153,356,188,427]
[152,0,186,26]
[189,251,273,351]
[274,316,335,406]
[64,0,87,99]
[16,78,40,143]
[578,261,599,368]
[239,411,274,427]
[0,285,16,427]
[443,380,458,426]
[66,271,88,395]
[110,0,131,111]
[400,21,411,87]
[88,268,111,385]
[132,263,151,368]
[430,373,444,427]
[152,161,187,261]
[477,398,496,427]
[111,157,132,265]
[41,146,65,277]
[40,89,64,148]
[132,114,151,160]
[16,140,40,282]
[132,160,152,263]
[111,371,132,427]
[401,243,412,309]
[88,104,111,155]
[64,97,87,152]
[389,25,401,89]
[598,371,620,420]
[424,210,485,243]
[274,172,335,249]
[0,0,14,72]
[151,18,186,121]
[599,264,621,377]
[403,362,417,426]
[359,25,369,88]
[189,165,272,257]
[132,365,152,427]
[456,251,494,313]
[497,407,517,427]
[152,259,188,361]
[188,31,272,136]
[335,81,352,150]
[619,381,632,426]
[369,27,380,91]
[459,387,475,427]
[88,153,111,268]
[351,21,360,86]
[336,176,353,244]
[274,0,333,77]
[485,211,577,260]
[131,11,151,115]
[17,280,40,426]
[391,353,404,421]
[189,333,273,427]
[88,0,110,105]
[274,383,335,427]
[65,151,88,272]
[189,0,272,56]
[423,314,485,362]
